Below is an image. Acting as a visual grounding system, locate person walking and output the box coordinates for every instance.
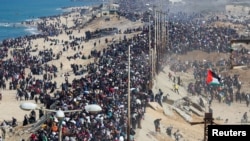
[154,118,162,132]
[243,112,248,123]
[23,114,29,126]
[173,83,179,94]
[137,109,143,129]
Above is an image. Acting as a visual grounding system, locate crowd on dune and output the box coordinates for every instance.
[0,7,152,141]
[0,1,250,141]
[166,11,250,119]
[26,34,151,141]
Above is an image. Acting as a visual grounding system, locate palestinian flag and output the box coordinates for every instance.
[206,69,221,85]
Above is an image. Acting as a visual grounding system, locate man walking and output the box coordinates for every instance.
[173,83,179,94]
[154,118,162,132]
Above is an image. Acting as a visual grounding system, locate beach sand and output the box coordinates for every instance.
[0,4,250,141]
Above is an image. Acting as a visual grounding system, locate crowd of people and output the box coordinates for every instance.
[164,10,250,108]
[26,32,152,141]
[0,7,152,141]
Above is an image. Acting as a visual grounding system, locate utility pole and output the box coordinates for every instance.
[158,0,165,72]
[151,48,154,81]
[162,11,165,68]
[156,11,159,74]
[148,14,153,89]
[154,5,157,78]
[190,112,215,141]
[159,10,162,72]
[127,45,131,141]
[148,15,151,64]
[162,11,167,59]
[166,13,169,55]
[156,9,161,74]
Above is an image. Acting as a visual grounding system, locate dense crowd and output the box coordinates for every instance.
[26,33,152,141]
[0,10,152,141]
[166,11,250,109]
